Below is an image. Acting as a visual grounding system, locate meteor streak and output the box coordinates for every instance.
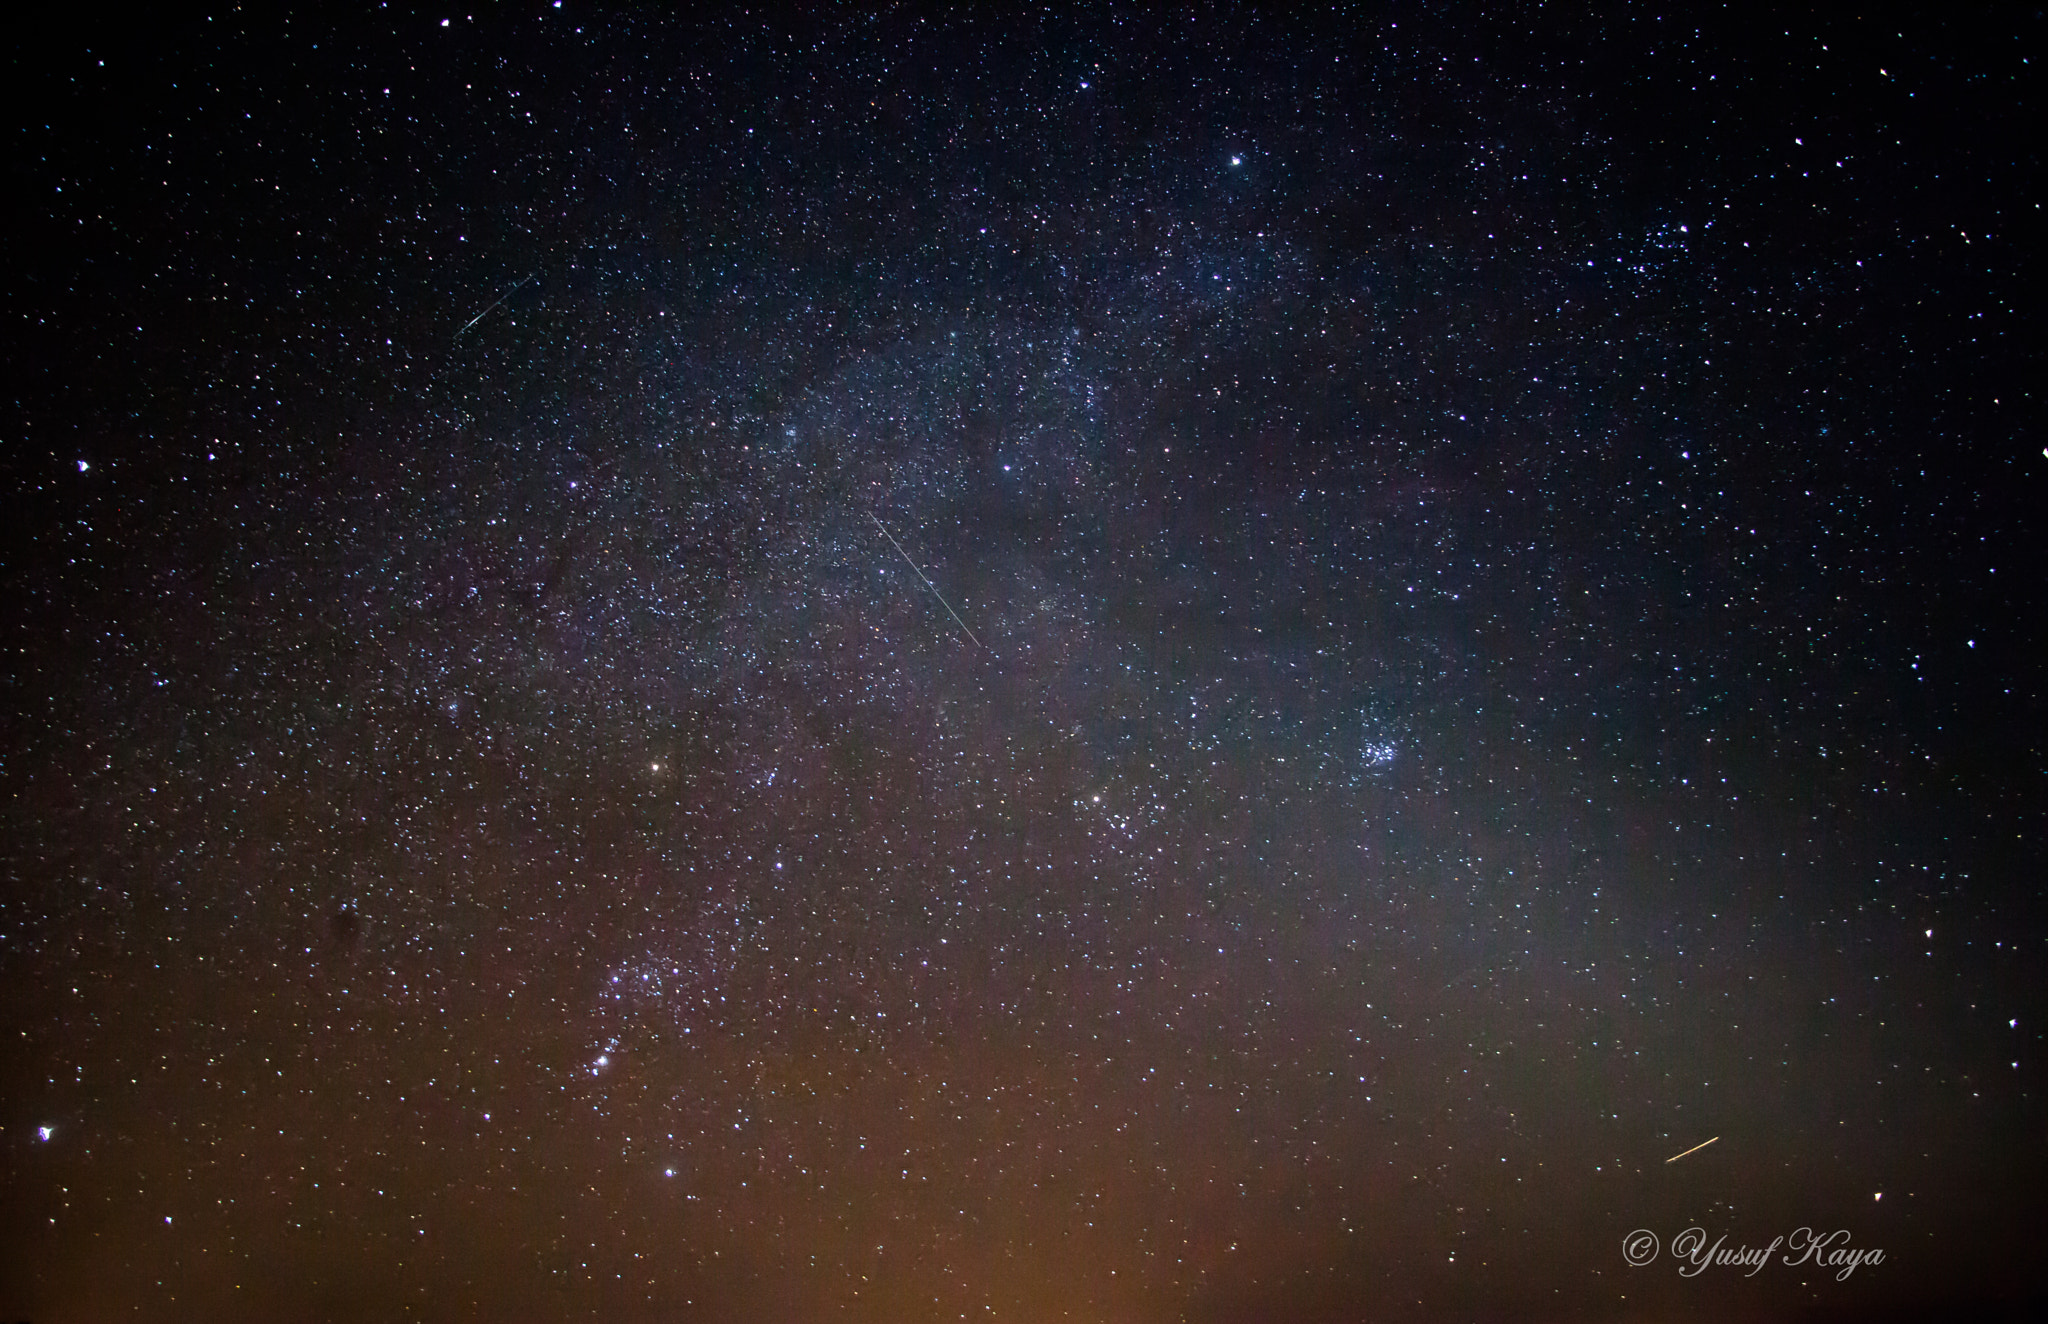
[1665,1136,1719,1164]
[455,272,536,339]
[871,512,983,650]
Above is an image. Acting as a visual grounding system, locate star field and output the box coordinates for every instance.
[2,6,2041,1322]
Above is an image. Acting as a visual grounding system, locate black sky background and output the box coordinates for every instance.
[3,4,2042,1321]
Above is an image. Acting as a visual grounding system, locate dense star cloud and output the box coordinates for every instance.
[2,6,2040,1321]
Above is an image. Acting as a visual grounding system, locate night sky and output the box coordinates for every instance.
[3,6,2042,1321]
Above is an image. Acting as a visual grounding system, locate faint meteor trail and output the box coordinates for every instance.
[1665,1136,1719,1164]
[870,512,984,650]
[455,272,536,339]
